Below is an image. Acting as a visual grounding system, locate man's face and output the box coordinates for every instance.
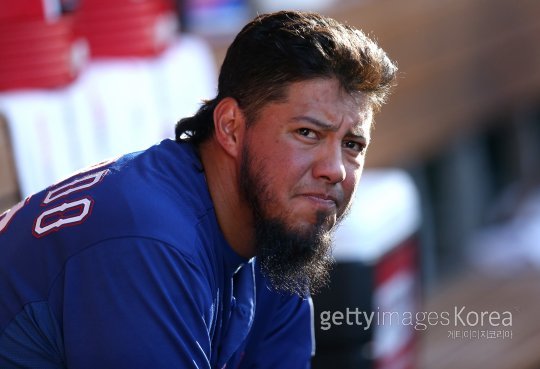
[239,77,373,295]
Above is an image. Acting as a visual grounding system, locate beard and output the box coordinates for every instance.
[239,143,335,297]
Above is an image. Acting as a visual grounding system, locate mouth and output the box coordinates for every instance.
[300,193,339,211]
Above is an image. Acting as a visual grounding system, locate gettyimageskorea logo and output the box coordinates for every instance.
[319,305,514,340]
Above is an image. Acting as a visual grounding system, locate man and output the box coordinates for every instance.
[0,10,396,369]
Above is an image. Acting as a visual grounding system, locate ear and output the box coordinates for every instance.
[213,97,246,158]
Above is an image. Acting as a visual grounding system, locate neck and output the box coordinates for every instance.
[199,140,255,258]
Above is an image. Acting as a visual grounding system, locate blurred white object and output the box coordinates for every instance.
[333,169,422,263]
[152,35,218,137]
[0,90,78,196]
[1,35,217,198]
[75,59,163,160]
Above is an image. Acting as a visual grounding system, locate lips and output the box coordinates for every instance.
[299,192,340,210]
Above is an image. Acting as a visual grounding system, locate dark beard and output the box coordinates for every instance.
[239,144,334,297]
[253,214,334,297]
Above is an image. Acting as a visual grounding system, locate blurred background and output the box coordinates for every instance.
[1,0,539,368]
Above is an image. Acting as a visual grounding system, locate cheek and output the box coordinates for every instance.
[264,143,311,182]
[259,153,312,217]
[344,166,363,196]
[342,179,356,207]
[253,147,294,191]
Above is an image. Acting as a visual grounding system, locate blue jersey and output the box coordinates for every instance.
[0,139,314,369]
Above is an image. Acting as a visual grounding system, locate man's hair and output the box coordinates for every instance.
[175,10,397,144]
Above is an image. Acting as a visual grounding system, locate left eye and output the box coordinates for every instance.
[343,140,364,153]
[297,128,317,139]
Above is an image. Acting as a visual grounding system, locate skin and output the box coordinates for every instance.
[200,77,373,258]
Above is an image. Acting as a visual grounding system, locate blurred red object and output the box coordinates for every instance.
[74,0,178,57]
[0,0,59,21]
[0,14,88,91]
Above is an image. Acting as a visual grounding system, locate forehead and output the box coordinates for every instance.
[278,77,373,134]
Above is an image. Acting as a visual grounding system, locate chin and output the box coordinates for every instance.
[254,212,335,296]
[293,213,336,235]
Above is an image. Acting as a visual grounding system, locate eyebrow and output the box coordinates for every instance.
[292,115,368,141]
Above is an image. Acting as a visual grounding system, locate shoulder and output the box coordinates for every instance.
[30,139,215,252]
[0,140,220,311]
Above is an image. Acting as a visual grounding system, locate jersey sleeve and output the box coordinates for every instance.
[241,291,315,369]
[58,237,214,369]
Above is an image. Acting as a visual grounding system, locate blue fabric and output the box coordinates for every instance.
[0,140,313,368]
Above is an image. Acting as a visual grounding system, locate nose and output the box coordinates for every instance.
[312,144,346,184]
